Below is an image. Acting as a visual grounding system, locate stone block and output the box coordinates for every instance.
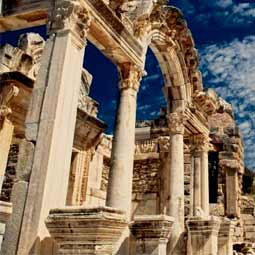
[1,181,28,255]
[186,216,221,255]
[224,127,241,137]
[46,207,128,255]
[130,214,174,255]
[16,139,34,181]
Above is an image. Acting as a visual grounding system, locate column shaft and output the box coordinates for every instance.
[193,153,201,212]
[192,134,210,216]
[167,112,185,254]
[201,150,209,215]
[106,64,142,218]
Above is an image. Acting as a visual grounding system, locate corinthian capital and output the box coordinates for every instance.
[48,0,92,48]
[168,112,185,135]
[118,63,143,92]
[192,134,211,153]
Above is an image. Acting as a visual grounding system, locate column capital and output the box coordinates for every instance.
[0,84,19,122]
[167,112,185,135]
[48,0,92,49]
[118,63,144,92]
[191,134,211,154]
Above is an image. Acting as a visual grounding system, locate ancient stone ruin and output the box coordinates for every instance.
[0,0,254,254]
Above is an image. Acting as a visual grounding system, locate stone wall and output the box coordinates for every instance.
[101,157,110,192]
[0,143,19,201]
[132,158,160,215]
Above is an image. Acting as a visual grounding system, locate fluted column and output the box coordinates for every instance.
[167,112,185,255]
[106,63,143,218]
[17,1,92,254]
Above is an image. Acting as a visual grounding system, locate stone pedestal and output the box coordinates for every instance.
[0,201,12,249]
[45,206,128,254]
[130,215,174,255]
[186,216,221,255]
[218,219,234,255]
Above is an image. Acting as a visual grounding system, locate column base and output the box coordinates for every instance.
[218,218,234,255]
[186,216,221,255]
[130,214,174,255]
[46,206,128,254]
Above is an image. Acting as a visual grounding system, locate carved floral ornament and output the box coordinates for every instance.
[118,63,144,92]
[0,84,19,120]
[48,0,92,48]
[167,112,185,135]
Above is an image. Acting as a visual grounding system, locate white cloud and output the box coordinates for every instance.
[199,35,255,170]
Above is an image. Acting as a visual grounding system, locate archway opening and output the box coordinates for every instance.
[136,47,166,122]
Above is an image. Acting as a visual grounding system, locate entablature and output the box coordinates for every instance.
[0,0,145,67]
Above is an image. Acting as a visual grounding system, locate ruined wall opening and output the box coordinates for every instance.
[208,151,219,204]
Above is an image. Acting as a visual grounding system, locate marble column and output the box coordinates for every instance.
[106,63,143,218]
[200,137,210,216]
[167,112,185,255]
[193,149,201,213]
[17,2,92,254]
[192,134,210,216]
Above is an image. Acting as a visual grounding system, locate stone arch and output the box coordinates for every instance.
[141,4,203,104]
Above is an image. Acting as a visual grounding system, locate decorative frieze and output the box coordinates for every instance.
[135,139,158,154]
[48,0,92,48]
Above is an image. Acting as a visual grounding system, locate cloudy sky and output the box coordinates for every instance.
[1,0,255,169]
[170,0,255,170]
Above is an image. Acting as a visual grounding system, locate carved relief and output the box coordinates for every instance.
[133,14,151,41]
[118,63,143,92]
[135,139,158,154]
[167,112,185,135]
[48,0,92,48]
[0,85,19,121]
[18,33,45,79]
[158,136,170,152]
[0,45,23,73]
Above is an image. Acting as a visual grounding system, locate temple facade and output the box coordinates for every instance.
[0,0,254,254]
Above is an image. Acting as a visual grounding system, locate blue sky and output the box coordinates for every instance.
[1,0,255,169]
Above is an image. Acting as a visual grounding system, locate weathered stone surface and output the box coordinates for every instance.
[186,216,221,255]
[46,207,128,255]
[1,181,28,255]
[130,215,174,255]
